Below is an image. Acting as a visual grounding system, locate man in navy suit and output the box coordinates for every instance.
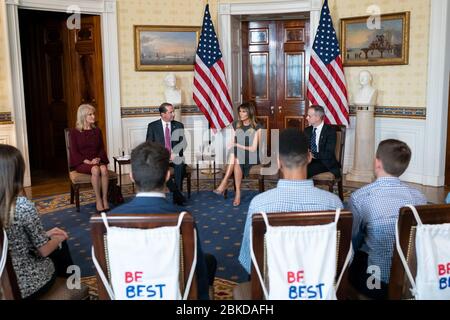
[304,105,340,178]
[146,102,187,205]
[110,141,216,299]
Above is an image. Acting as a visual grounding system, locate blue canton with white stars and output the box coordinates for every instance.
[196,4,221,68]
[313,0,340,65]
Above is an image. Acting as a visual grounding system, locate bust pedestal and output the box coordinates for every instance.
[346,105,376,183]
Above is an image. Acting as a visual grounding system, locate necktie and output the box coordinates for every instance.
[165,123,171,152]
[311,128,318,154]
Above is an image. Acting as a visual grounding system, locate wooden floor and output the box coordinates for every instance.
[24,170,450,204]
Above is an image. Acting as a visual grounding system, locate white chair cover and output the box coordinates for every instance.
[250,209,352,300]
[395,205,450,300]
[92,212,196,300]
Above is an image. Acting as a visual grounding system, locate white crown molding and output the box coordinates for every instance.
[5,0,113,14]
[219,0,321,15]
[5,0,19,5]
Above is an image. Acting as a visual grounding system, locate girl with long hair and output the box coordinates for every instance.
[0,144,69,299]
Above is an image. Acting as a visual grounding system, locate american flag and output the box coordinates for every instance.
[193,4,234,130]
[307,0,349,126]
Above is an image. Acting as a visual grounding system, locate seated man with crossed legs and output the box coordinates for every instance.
[146,102,187,205]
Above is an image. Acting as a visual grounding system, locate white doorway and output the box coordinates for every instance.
[5,0,122,186]
[218,0,322,112]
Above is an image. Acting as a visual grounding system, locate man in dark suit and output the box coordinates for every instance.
[146,102,187,205]
[110,141,217,300]
[304,105,340,178]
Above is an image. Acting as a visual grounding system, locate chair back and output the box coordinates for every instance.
[0,227,21,300]
[250,210,353,300]
[90,212,198,300]
[388,204,450,299]
[331,124,346,169]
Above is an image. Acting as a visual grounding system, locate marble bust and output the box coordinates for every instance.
[354,70,378,106]
[164,72,181,106]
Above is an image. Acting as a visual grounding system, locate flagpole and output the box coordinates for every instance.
[199,0,213,178]
[194,2,233,181]
[200,122,219,178]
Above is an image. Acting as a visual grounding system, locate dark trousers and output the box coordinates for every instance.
[25,240,74,299]
[195,253,217,300]
[195,231,217,300]
[168,163,185,192]
[348,250,388,300]
[48,240,74,278]
[307,158,329,178]
[204,253,217,286]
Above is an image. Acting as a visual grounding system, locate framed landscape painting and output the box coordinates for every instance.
[340,12,410,66]
[134,25,200,71]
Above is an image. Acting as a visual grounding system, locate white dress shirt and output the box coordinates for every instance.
[313,121,324,152]
[161,119,172,141]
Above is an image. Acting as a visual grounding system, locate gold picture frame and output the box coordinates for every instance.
[340,12,410,67]
[134,25,201,71]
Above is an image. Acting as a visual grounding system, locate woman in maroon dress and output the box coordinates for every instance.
[69,104,110,212]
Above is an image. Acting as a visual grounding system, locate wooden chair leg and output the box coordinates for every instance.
[338,180,344,201]
[75,185,80,212]
[258,176,264,193]
[107,182,112,204]
[70,184,74,204]
[196,163,200,193]
[108,180,117,205]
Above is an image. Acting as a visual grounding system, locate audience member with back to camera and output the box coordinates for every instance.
[110,141,217,299]
[348,139,427,299]
[0,144,74,299]
[238,128,343,274]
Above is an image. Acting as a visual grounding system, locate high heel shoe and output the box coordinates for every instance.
[96,204,104,214]
[233,193,241,207]
[213,189,226,198]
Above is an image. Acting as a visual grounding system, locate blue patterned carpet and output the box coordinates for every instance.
[38,187,259,282]
[37,180,353,284]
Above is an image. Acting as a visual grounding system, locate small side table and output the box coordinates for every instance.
[113,156,134,193]
[195,152,217,192]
